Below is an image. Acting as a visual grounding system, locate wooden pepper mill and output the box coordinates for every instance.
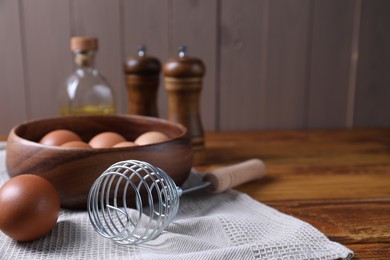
[163,46,206,165]
[124,45,161,117]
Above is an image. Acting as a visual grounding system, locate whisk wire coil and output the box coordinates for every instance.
[88,160,181,244]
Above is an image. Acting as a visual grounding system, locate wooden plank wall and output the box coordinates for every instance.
[0,0,389,134]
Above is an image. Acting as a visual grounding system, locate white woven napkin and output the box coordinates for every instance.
[0,143,353,260]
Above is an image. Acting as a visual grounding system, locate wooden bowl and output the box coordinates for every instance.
[5,115,193,209]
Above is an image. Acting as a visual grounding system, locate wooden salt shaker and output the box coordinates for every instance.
[163,46,206,165]
[124,46,161,117]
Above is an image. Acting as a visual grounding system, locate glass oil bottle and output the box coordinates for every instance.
[60,36,116,116]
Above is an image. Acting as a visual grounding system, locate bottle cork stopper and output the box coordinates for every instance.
[71,37,98,52]
[125,45,161,75]
[163,46,205,78]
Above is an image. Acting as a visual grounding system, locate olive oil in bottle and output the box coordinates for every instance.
[60,37,116,116]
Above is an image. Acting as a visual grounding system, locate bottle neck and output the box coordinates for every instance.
[74,51,96,68]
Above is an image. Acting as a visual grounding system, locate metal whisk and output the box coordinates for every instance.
[88,159,265,245]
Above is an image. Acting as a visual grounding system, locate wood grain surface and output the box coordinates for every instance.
[1,128,389,257]
[196,128,390,259]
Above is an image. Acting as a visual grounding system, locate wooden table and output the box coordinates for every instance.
[196,129,389,259]
[1,128,389,258]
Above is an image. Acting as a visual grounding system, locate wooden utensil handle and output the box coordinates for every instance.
[203,159,266,193]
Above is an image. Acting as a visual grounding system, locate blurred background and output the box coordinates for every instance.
[1,0,389,134]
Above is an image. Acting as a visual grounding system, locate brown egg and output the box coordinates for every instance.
[61,141,91,148]
[88,131,127,148]
[39,129,82,146]
[0,174,60,241]
[112,141,138,148]
[135,131,170,145]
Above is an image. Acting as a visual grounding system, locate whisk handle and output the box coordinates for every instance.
[203,158,266,193]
